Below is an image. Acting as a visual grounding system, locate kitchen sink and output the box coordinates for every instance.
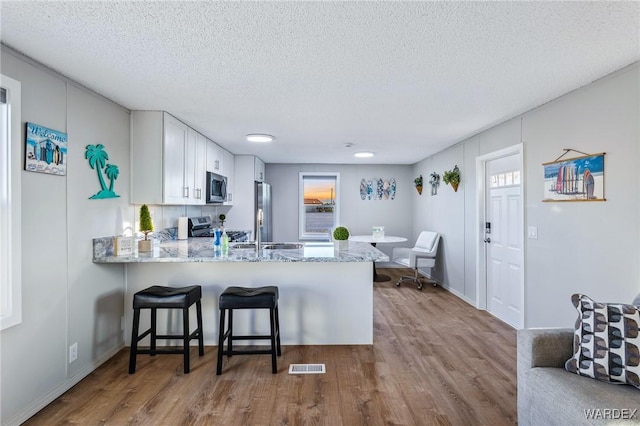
[262,243,304,250]
[231,243,259,249]
[230,243,304,250]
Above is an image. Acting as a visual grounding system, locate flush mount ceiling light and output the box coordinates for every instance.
[354,151,375,158]
[246,134,274,143]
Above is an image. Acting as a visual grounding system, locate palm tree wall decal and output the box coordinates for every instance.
[105,164,119,192]
[86,144,108,190]
[85,144,121,199]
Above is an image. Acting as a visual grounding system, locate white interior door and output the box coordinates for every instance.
[485,154,523,328]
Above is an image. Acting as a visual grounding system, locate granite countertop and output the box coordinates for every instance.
[92,237,389,264]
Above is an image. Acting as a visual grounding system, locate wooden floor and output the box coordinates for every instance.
[25,269,517,425]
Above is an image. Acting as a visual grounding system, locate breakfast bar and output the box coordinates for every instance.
[93,238,388,346]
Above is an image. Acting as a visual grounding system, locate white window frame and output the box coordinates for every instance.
[1,74,22,330]
[299,172,340,240]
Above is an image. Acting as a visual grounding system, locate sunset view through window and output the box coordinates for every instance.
[300,174,339,239]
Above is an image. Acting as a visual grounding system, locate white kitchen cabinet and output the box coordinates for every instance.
[235,155,266,188]
[190,131,206,203]
[254,156,265,182]
[131,111,204,205]
[222,149,234,205]
[163,115,189,204]
[206,139,222,173]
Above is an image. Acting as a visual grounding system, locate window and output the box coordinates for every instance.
[1,74,22,330]
[299,172,340,240]
[490,170,521,188]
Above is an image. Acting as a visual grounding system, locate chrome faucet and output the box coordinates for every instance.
[256,208,263,256]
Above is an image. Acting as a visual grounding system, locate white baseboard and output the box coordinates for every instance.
[6,344,124,426]
[440,283,475,306]
[414,269,476,307]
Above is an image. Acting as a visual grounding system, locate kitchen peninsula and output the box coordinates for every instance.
[94,238,388,346]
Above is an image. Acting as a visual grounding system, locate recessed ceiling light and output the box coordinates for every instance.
[246,134,274,143]
[354,151,375,158]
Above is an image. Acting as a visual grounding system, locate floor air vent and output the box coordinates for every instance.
[288,363,326,374]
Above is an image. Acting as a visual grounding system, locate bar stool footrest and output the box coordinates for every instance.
[230,334,273,340]
[137,348,190,355]
[223,349,274,356]
[152,331,201,340]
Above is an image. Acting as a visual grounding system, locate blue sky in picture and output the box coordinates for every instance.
[544,154,604,178]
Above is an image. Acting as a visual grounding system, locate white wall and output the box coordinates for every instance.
[267,164,414,262]
[0,47,133,425]
[523,65,640,327]
[413,145,468,299]
[413,63,640,326]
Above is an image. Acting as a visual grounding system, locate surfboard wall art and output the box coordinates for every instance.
[542,152,605,202]
[359,177,397,200]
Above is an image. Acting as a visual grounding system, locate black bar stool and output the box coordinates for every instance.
[216,286,281,374]
[129,285,204,374]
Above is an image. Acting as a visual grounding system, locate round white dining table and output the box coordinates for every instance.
[349,235,408,282]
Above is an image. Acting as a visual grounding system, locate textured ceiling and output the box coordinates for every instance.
[1,1,638,164]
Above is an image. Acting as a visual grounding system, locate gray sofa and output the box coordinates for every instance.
[517,328,639,426]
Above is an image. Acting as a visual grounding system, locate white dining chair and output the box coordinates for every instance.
[392,231,440,290]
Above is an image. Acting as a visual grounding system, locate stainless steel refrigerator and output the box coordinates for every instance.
[255,182,272,242]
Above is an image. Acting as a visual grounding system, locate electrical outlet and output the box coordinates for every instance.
[69,342,78,364]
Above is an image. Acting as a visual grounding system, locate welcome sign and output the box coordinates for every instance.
[25,122,68,176]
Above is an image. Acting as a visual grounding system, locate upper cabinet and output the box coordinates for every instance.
[190,131,206,203]
[235,155,266,185]
[131,111,206,205]
[206,139,222,173]
[162,114,189,204]
[221,149,235,205]
[235,154,266,186]
[254,156,265,182]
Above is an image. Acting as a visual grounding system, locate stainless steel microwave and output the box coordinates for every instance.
[206,171,227,203]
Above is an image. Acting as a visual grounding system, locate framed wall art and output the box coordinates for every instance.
[542,151,605,202]
[360,177,396,200]
[25,122,67,176]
